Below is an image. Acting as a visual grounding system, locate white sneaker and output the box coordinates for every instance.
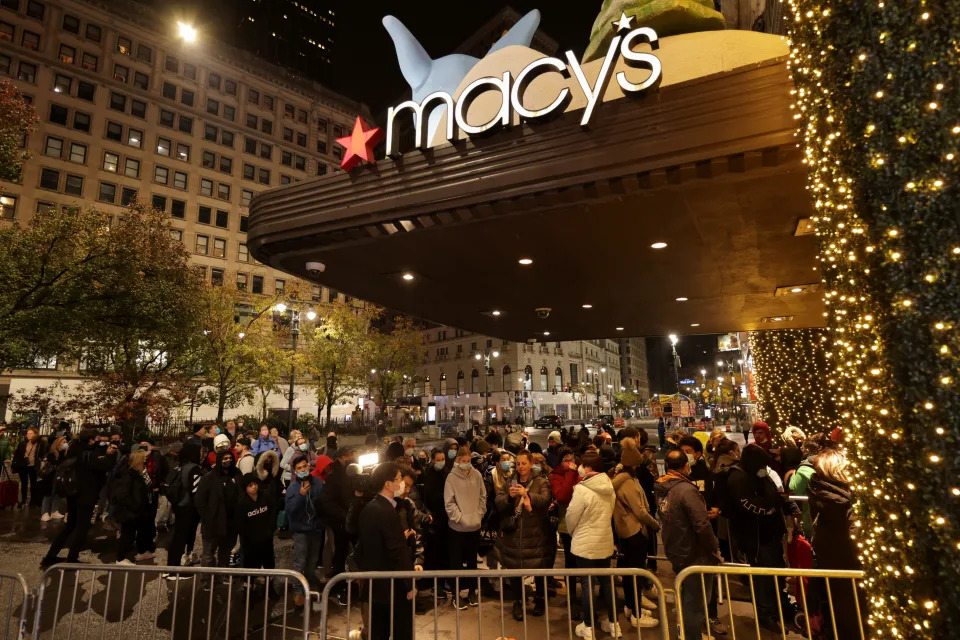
[575,622,595,640]
[163,573,193,581]
[116,559,134,566]
[41,513,50,522]
[180,553,191,566]
[642,586,658,600]
[702,634,716,640]
[187,551,201,566]
[50,511,64,519]
[600,620,623,637]
[624,607,659,628]
[134,551,155,561]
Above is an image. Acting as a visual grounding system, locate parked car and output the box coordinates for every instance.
[533,415,563,429]
[594,414,615,427]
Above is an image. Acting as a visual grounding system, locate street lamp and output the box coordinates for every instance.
[668,334,680,394]
[275,302,316,432]
[475,349,499,426]
[177,21,197,43]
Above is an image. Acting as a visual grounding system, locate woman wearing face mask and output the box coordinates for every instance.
[443,446,487,609]
[280,437,314,484]
[441,438,458,469]
[421,449,450,588]
[285,454,325,607]
[494,450,552,621]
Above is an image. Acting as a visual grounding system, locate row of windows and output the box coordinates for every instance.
[1,0,50,23]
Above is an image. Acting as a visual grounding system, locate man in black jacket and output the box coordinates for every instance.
[194,449,241,567]
[320,446,356,602]
[41,429,118,567]
[359,462,417,640]
[725,444,798,632]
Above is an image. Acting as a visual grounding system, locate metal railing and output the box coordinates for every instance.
[31,564,312,640]
[0,570,30,640]
[674,564,866,640]
[319,568,669,640]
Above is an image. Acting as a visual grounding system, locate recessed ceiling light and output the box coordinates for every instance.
[543,331,550,336]
[615,327,624,331]
[518,258,533,265]
[690,323,700,327]
[676,297,688,302]
[650,242,667,249]
[491,310,501,316]
[582,304,593,309]
[402,273,414,281]
[790,287,803,293]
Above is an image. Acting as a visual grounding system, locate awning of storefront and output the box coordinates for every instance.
[249,31,820,341]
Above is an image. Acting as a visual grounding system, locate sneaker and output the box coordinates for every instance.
[575,622,595,640]
[50,511,64,520]
[454,595,469,611]
[134,551,155,561]
[701,634,716,640]
[294,594,305,607]
[600,620,623,637]
[624,607,659,629]
[642,586,658,601]
[162,573,192,581]
[180,554,191,567]
[708,619,728,635]
[511,600,523,621]
[116,559,134,566]
[41,513,51,522]
[187,551,201,566]
[531,598,545,617]
[467,591,478,607]
[336,591,350,607]
[640,594,657,610]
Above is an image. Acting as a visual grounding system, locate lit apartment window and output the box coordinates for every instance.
[176,143,189,161]
[240,189,253,207]
[200,178,213,197]
[154,165,168,184]
[117,36,132,56]
[80,52,97,71]
[21,30,39,51]
[213,237,226,258]
[123,157,140,178]
[217,183,230,201]
[43,136,63,157]
[126,128,142,148]
[238,243,248,262]
[156,137,171,156]
[169,228,182,241]
[58,44,75,64]
[68,142,86,164]
[236,273,248,290]
[102,151,118,172]
[275,279,285,295]
[173,171,187,190]
[0,194,17,220]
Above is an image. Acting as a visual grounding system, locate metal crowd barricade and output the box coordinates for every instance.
[674,564,866,640]
[319,568,670,640]
[0,570,30,640]
[30,564,313,640]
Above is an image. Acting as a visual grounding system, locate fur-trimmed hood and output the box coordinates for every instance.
[255,449,280,480]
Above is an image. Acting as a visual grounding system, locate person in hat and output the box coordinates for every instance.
[194,448,241,567]
[545,431,563,469]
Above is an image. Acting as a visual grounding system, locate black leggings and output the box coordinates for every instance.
[44,499,94,563]
[447,529,480,594]
[166,505,199,567]
[619,530,650,611]
[117,515,154,560]
[18,466,38,505]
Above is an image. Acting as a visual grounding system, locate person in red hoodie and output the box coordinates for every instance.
[549,446,580,615]
[751,422,782,475]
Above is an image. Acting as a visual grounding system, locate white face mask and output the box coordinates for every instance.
[756,468,769,478]
[686,453,696,465]
[393,480,405,497]
[577,465,587,478]
[405,448,414,457]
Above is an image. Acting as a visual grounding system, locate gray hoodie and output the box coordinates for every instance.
[443,466,487,532]
[654,472,720,571]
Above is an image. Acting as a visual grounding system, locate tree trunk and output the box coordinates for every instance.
[217,383,227,424]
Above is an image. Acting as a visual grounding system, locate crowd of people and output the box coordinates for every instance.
[0,417,863,640]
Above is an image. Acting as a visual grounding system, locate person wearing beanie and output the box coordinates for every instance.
[545,431,563,469]
[204,433,234,469]
[234,472,276,572]
[474,438,490,456]
[751,422,773,452]
[194,449,241,567]
[310,454,334,481]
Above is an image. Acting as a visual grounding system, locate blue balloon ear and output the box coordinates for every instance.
[487,9,541,55]
[382,15,433,92]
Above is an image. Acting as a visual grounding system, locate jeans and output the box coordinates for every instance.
[17,466,37,505]
[41,493,60,515]
[447,529,480,595]
[292,532,322,594]
[752,540,791,620]
[680,572,715,640]
[44,499,94,563]
[577,556,619,626]
[201,532,238,567]
[619,530,649,612]
[166,506,199,567]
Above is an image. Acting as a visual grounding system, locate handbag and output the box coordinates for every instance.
[500,500,522,534]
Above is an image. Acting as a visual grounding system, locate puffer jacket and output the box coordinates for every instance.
[493,474,552,569]
[566,472,616,560]
[255,449,283,513]
[654,472,719,571]
[549,463,579,534]
[611,470,660,540]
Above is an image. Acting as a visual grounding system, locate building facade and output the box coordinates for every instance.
[404,328,623,426]
[0,0,365,423]
[618,337,650,400]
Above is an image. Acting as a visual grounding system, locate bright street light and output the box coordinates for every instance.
[669,334,678,345]
[475,353,482,360]
[700,368,706,376]
[237,332,245,339]
[306,310,317,321]
[275,303,287,313]
[717,360,724,367]
[177,22,197,43]
[492,351,499,358]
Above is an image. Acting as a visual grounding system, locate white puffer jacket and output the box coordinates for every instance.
[566,472,616,559]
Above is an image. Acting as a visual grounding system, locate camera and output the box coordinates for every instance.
[305,261,326,277]
[535,307,551,319]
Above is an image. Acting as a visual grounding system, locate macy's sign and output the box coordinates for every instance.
[384,22,662,157]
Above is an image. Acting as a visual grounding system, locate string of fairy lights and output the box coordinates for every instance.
[749,329,839,435]
[785,1,959,637]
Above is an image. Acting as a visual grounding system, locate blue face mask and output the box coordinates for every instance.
[532,464,542,474]
[296,470,310,480]
[434,461,446,471]
[447,449,456,459]
[500,461,513,471]
[214,428,220,435]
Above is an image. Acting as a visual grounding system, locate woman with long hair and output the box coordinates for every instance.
[809,447,867,638]
[38,436,68,521]
[111,450,155,564]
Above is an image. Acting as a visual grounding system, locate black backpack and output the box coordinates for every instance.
[165,462,198,507]
[53,457,81,498]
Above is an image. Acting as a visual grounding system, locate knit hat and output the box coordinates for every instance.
[548,431,562,443]
[474,439,490,455]
[213,434,231,452]
[620,437,643,467]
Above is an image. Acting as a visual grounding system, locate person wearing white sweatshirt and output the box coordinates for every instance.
[443,447,487,609]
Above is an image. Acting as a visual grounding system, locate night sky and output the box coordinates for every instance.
[336,1,601,114]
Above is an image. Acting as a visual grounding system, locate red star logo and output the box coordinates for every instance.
[336,116,383,171]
